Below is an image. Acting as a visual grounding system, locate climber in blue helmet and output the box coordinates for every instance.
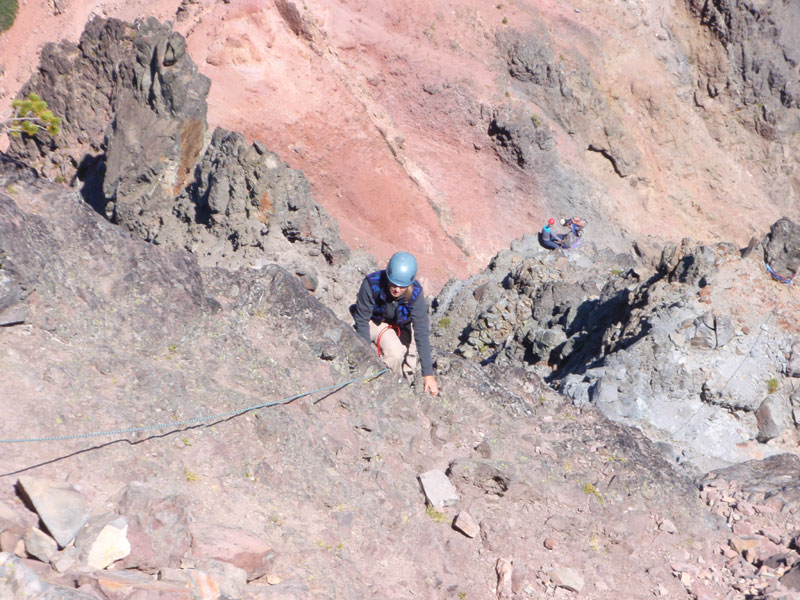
[352,251,439,396]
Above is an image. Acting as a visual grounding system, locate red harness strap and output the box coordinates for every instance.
[376,324,402,358]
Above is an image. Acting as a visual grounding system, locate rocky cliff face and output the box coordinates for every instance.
[2,0,799,288]
[3,158,800,598]
[432,230,800,472]
[6,17,364,321]
[687,0,800,140]
[2,3,800,599]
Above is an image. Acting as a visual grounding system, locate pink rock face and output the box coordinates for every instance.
[1,0,796,293]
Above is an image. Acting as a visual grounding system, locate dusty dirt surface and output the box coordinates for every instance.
[2,171,800,598]
[2,0,797,292]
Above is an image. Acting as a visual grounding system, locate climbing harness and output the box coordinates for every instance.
[366,270,421,325]
[0,369,388,444]
[376,324,402,358]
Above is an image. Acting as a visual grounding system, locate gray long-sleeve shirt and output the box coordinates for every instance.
[352,273,434,376]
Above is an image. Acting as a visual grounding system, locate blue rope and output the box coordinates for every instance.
[766,263,795,284]
[0,369,388,444]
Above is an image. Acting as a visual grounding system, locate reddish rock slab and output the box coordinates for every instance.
[189,523,275,581]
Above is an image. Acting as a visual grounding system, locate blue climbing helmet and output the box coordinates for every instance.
[386,251,418,287]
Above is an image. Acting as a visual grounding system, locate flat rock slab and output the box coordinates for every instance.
[189,523,274,581]
[75,513,130,569]
[92,569,193,599]
[17,476,90,548]
[549,567,585,592]
[453,511,480,538]
[418,469,459,508]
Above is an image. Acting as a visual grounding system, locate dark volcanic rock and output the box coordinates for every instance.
[488,104,555,168]
[763,217,800,280]
[703,454,800,506]
[7,17,210,185]
[6,16,353,308]
[153,128,350,268]
[433,232,793,471]
[0,251,30,326]
[496,26,641,177]
[687,0,800,139]
[116,483,192,571]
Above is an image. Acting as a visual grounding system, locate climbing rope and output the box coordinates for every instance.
[766,263,796,285]
[0,368,388,444]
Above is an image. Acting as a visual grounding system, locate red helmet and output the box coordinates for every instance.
[548,218,555,225]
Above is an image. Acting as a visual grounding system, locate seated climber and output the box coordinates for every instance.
[561,216,586,238]
[352,251,439,396]
[561,217,586,237]
[541,218,566,249]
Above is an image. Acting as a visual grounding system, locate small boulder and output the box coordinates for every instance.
[690,321,716,350]
[549,567,585,592]
[0,529,25,556]
[447,459,513,496]
[531,328,567,360]
[418,470,459,508]
[714,315,735,348]
[51,546,80,573]
[22,527,58,563]
[787,341,800,377]
[755,395,784,443]
[0,552,97,599]
[763,218,800,279]
[116,482,192,570]
[92,569,193,599]
[17,476,90,548]
[188,523,274,581]
[452,512,480,538]
[202,559,248,599]
[496,557,512,598]
[74,513,130,570]
[781,563,800,591]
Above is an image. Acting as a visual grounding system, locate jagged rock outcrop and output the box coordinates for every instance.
[496,26,642,177]
[5,16,356,315]
[433,222,798,471]
[763,217,800,279]
[488,104,555,169]
[687,0,800,140]
[156,127,349,267]
[8,17,209,184]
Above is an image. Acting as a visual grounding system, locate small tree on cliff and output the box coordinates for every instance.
[2,92,61,138]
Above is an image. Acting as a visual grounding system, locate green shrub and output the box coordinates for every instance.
[438,317,451,329]
[0,0,18,33]
[767,378,779,394]
[3,92,61,137]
